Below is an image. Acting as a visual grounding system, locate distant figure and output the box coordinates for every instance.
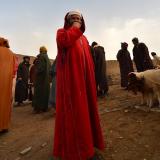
[15,56,30,105]
[91,41,108,97]
[32,46,51,113]
[117,42,134,88]
[132,37,154,72]
[151,52,160,68]
[0,37,18,133]
[48,58,57,108]
[30,57,39,86]
[53,11,104,160]
[29,57,39,101]
[90,45,96,66]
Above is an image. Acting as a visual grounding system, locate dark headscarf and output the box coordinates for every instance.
[23,56,30,61]
[132,37,139,43]
[91,41,98,48]
[0,37,10,48]
[121,42,128,47]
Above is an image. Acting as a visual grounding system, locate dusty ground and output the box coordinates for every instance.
[1,84,160,160]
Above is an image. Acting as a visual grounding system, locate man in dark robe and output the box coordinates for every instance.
[91,41,108,97]
[32,46,51,113]
[15,56,30,105]
[53,11,104,160]
[132,37,154,72]
[117,42,134,88]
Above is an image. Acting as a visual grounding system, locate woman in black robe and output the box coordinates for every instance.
[92,41,108,96]
[15,56,30,105]
[117,42,134,88]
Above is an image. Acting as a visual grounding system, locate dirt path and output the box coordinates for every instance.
[1,85,160,160]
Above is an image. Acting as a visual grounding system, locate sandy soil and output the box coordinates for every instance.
[1,84,160,160]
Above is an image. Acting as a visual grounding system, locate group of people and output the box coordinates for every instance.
[1,10,160,160]
[14,46,57,113]
[117,37,160,89]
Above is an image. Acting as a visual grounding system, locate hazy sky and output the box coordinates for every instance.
[1,0,160,60]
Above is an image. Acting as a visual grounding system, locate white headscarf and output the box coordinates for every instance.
[67,10,82,19]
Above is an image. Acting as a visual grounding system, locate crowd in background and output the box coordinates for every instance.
[1,10,160,160]
[116,37,160,90]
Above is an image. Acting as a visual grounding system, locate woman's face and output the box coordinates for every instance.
[69,14,82,25]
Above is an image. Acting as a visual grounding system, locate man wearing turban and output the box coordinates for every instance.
[32,46,51,113]
[53,11,104,160]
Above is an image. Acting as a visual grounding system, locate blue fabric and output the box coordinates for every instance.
[48,61,56,108]
[48,77,56,108]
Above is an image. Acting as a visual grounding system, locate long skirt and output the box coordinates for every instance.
[15,80,28,102]
[48,77,56,108]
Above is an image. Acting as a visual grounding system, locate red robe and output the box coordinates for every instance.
[53,26,105,160]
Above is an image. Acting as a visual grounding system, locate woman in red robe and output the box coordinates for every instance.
[53,11,105,160]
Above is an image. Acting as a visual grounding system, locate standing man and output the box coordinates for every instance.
[53,11,104,160]
[32,46,51,113]
[91,41,108,97]
[132,37,154,72]
[0,37,17,133]
[15,56,30,106]
[117,42,134,89]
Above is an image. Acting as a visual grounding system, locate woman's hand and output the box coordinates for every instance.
[72,22,81,29]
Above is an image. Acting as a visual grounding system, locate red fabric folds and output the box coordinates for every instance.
[53,26,105,160]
